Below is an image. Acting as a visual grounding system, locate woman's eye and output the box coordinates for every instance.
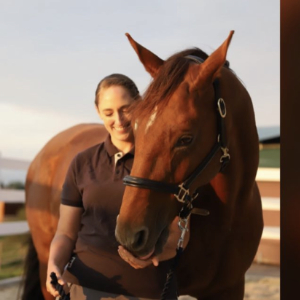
[105,113,113,117]
[176,136,193,147]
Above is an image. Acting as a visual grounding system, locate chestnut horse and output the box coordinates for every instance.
[115,31,263,299]
[23,124,108,300]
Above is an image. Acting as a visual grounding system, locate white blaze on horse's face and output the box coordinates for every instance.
[145,106,158,133]
[134,121,138,131]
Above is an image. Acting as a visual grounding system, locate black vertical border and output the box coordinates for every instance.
[281,0,300,299]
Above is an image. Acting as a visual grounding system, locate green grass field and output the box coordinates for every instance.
[0,233,29,279]
[0,207,28,279]
[259,148,280,168]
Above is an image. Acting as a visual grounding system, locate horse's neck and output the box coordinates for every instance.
[206,72,259,218]
[222,70,259,181]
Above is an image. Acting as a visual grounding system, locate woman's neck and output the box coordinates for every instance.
[111,138,134,154]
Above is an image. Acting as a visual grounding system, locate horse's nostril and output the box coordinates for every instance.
[132,228,148,250]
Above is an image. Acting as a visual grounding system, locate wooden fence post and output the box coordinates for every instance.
[0,201,4,223]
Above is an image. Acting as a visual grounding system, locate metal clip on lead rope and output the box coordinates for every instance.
[177,217,190,249]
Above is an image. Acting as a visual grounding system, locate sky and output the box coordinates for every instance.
[0,0,279,162]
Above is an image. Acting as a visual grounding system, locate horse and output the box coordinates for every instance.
[23,123,108,300]
[115,31,263,300]
[22,32,263,300]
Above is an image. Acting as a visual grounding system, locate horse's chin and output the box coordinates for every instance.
[136,227,169,259]
[138,248,155,260]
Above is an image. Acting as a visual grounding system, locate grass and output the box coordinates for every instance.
[0,233,29,279]
[259,148,280,168]
[0,205,29,279]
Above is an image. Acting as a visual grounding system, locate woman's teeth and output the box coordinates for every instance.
[114,125,129,132]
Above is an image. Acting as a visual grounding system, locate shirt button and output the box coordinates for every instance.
[117,153,121,157]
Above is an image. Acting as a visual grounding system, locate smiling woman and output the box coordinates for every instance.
[94,74,140,152]
[41,73,184,300]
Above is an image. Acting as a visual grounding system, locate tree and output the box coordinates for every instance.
[5,181,25,190]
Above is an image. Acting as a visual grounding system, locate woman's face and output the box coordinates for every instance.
[96,85,135,144]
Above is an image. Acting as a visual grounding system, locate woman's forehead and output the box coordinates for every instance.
[100,85,130,97]
[100,86,131,101]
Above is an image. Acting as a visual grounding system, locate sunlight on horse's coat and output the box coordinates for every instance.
[145,107,157,133]
[134,121,138,131]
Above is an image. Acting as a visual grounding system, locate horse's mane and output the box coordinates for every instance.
[133,48,235,121]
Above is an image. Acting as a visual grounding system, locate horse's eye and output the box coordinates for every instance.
[176,135,193,147]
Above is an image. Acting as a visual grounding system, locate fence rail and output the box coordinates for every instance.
[0,156,30,237]
[0,221,29,236]
[0,157,30,170]
[0,156,280,264]
[0,189,25,203]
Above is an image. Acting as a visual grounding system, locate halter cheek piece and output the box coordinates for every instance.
[123,55,230,217]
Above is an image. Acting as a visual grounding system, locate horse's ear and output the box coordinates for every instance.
[191,31,234,89]
[125,33,164,78]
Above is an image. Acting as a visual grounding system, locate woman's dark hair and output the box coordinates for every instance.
[95,73,140,106]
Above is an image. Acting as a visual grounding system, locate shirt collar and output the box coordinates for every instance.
[104,135,135,157]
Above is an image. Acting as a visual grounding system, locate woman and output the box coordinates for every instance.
[46,74,188,300]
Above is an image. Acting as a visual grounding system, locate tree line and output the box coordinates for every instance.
[0,181,25,189]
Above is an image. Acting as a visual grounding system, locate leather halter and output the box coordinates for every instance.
[123,55,230,208]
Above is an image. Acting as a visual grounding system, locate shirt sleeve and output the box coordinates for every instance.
[61,155,83,207]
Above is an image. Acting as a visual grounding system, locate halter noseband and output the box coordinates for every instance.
[123,55,230,209]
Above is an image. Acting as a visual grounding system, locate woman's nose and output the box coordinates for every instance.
[115,112,125,125]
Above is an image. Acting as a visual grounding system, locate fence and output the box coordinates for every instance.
[0,156,30,235]
[0,156,280,265]
[255,168,280,265]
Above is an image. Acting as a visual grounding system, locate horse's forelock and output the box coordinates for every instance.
[132,48,209,121]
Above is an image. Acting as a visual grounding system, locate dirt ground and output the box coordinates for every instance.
[0,264,279,300]
[243,263,279,300]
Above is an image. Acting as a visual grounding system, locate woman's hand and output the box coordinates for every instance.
[46,205,82,296]
[118,246,159,269]
[118,216,190,269]
[46,264,65,297]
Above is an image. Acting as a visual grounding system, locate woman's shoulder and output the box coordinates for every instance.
[75,142,106,161]
[70,142,106,171]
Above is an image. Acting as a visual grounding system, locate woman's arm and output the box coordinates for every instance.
[46,204,83,297]
[118,216,190,269]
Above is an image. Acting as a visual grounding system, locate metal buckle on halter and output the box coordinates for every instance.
[217,98,226,118]
[220,146,230,163]
[174,183,190,203]
[217,135,230,163]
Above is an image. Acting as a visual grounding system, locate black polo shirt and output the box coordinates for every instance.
[61,135,176,299]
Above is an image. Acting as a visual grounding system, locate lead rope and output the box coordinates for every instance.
[50,272,70,300]
[160,204,192,300]
[160,247,184,300]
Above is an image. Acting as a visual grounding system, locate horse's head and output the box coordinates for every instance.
[115,32,235,258]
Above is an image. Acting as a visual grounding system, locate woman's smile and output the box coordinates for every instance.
[113,124,131,133]
[96,85,136,151]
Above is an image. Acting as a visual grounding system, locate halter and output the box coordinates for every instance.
[123,55,230,211]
